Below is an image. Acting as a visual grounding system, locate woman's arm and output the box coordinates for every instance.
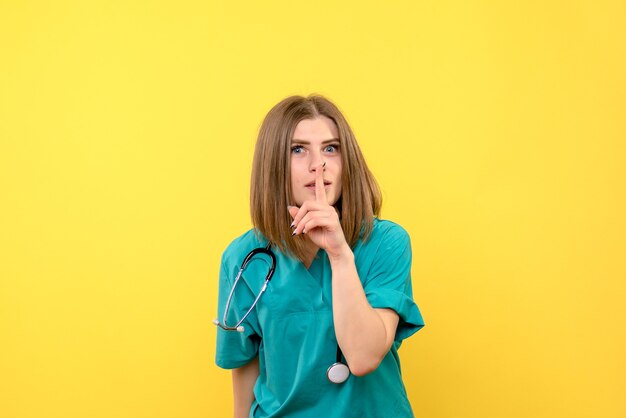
[329,248,399,376]
[232,356,259,418]
[289,164,400,376]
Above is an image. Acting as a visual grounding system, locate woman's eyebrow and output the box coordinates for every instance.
[291,138,340,144]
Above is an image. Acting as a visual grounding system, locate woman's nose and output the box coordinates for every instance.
[308,149,326,172]
[309,160,326,172]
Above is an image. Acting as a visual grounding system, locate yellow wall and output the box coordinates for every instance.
[1,1,625,417]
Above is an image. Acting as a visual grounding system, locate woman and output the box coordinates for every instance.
[215,95,424,417]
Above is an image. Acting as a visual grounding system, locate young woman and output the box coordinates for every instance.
[215,95,424,417]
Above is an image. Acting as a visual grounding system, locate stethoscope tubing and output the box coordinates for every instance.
[214,244,275,332]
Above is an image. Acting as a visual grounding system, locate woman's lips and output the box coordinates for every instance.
[305,182,331,189]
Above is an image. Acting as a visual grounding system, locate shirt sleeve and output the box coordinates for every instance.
[215,252,261,369]
[362,224,425,342]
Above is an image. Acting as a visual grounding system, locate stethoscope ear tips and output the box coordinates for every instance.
[213,319,245,333]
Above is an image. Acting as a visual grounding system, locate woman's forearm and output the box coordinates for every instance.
[329,246,399,376]
[232,357,259,418]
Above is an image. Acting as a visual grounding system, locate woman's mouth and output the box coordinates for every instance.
[305,181,331,189]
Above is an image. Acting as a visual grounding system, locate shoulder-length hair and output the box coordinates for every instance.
[250,95,382,261]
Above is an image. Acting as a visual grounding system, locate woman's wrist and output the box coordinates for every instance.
[327,243,354,266]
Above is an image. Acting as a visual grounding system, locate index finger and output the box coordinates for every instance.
[315,162,327,204]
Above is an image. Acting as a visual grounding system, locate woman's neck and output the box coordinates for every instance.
[300,238,320,269]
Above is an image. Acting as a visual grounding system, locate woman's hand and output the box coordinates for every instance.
[288,164,349,258]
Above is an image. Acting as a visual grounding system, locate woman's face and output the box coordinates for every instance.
[290,116,343,206]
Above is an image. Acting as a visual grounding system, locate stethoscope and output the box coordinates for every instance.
[213,243,351,384]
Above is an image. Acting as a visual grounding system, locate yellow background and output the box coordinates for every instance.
[1,1,625,417]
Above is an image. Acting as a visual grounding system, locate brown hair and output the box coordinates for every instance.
[250,95,382,261]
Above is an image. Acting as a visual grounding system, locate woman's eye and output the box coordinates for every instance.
[324,144,339,153]
[291,145,304,154]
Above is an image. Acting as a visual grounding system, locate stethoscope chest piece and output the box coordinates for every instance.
[326,362,350,384]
